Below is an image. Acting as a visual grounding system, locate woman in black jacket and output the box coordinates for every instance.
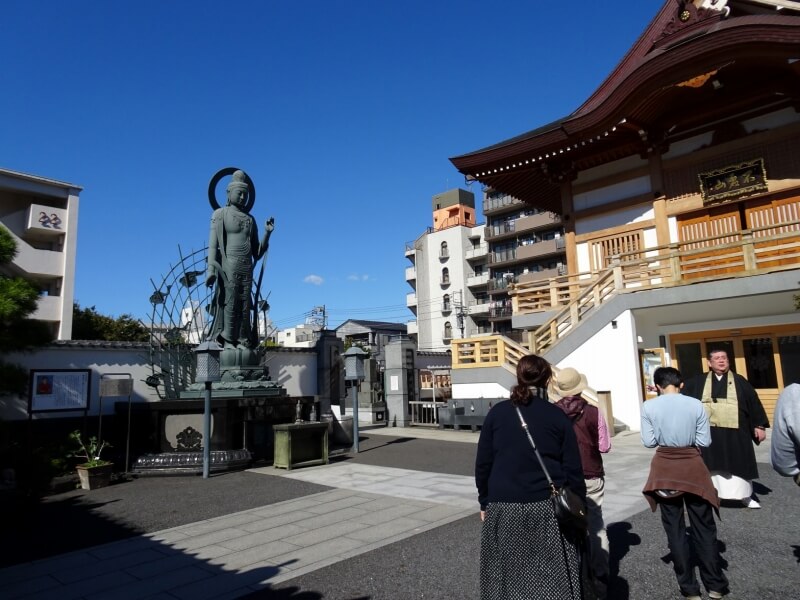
[476,354,586,600]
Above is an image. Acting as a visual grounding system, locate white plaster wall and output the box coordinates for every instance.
[265,351,316,397]
[2,346,319,421]
[668,215,679,243]
[558,310,643,431]
[573,155,648,186]
[576,204,654,236]
[577,243,591,273]
[643,227,658,249]
[742,106,800,133]
[452,382,510,400]
[573,176,650,212]
[663,132,714,159]
[2,346,159,421]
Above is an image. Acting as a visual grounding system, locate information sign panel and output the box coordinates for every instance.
[29,369,91,413]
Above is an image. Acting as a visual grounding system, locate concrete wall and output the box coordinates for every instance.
[2,344,320,422]
[556,310,643,431]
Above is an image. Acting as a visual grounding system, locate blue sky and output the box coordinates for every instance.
[2,0,664,331]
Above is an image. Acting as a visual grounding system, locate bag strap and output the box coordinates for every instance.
[514,405,557,493]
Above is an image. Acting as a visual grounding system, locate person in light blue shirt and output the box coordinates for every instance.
[641,377,711,449]
[640,367,728,600]
[771,383,800,485]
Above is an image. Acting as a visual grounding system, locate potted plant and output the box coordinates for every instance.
[69,430,113,490]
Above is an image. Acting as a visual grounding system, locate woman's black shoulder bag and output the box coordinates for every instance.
[514,405,588,534]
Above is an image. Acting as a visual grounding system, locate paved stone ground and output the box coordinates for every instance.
[1,427,798,599]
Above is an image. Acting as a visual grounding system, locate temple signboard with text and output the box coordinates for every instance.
[29,369,91,413]
[698,158,767,204]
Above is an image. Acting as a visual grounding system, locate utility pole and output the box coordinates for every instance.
[307,305,327,339]
[454,290,466,338]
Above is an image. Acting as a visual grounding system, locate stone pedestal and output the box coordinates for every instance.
[120,387,323,474]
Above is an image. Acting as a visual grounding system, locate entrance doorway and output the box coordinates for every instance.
[672,325,800,419]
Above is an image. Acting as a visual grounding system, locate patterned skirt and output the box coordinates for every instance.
[480,500,582,600]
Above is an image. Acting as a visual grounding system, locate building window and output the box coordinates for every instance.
[443,321,452,339]
[441,267,450,285]
[440,241,449,258]
[443,294,451,311]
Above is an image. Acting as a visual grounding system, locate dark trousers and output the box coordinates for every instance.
[658,493,729,597]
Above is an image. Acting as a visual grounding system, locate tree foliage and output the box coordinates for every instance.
[72,302,150,342]
[0,225,54,394]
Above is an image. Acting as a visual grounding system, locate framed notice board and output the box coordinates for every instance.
[640,348,666,400]
[29,369,91,413]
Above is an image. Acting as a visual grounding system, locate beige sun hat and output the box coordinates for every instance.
[550,367,589,398]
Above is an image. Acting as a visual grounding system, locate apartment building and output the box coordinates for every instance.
[0,168,81,340]
[483,188,565,338]
[405,189,490,350]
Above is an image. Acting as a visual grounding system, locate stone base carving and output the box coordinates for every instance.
[133,449,252,475]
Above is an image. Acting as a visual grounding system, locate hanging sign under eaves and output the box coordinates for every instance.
[698,158,768,204]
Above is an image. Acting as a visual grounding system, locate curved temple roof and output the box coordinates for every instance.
[450,0,800,213]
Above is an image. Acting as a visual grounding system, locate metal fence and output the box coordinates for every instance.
[409,401,446,427]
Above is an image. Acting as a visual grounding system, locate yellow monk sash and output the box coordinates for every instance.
[700,372,739,429]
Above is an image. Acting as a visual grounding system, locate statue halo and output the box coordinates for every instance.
[208,167,256,212]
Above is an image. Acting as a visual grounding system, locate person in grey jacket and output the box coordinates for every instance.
[770,383,800,486]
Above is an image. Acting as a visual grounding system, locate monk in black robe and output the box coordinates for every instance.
[683,349,769,508]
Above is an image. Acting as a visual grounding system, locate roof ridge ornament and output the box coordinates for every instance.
[655,1,729,48]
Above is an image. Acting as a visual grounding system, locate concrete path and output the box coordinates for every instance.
[0,428,713,599]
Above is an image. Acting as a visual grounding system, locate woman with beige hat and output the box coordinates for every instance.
[552,367,612,598]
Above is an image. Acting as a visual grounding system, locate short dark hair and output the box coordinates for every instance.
[707,348,729,360]
[653,366,682,389]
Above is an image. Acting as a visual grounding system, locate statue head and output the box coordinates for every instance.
[226,170,250,209]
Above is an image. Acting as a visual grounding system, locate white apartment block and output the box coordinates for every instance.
[278,323,320,348]
[0,168,81,340]
[405,189,490,351]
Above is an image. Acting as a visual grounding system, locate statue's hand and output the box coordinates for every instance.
[266,217,275,233]
[205,274,216,288]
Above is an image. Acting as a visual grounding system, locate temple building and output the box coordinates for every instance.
[449,0,800,430]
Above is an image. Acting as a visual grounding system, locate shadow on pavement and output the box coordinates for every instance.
[242,586,370,599]
[0,470,332,598]
[607,521,640,599]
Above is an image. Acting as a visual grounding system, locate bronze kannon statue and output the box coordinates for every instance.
[205,168,274,379]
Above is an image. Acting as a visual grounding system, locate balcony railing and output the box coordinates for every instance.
[486,221,516,240]
[483,194,522,214]
[466,244,489,260]
[468,300,490,315]
[467,272,489,287]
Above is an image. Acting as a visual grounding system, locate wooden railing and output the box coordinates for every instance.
[450,335,600,405]
[452,335,528,371]
[520,221,800,355]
